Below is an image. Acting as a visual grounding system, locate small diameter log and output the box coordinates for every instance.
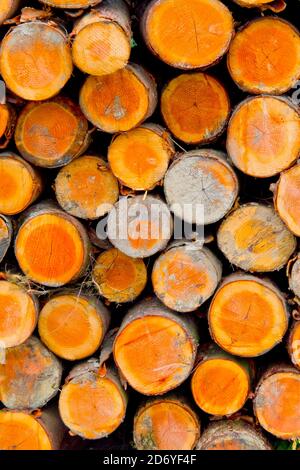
[208,274,289,357]
[161,73,230,144]
[113,298,198,395]
[0,21,73,101]
[0,336,62,410]
[79,64,157,133]
[107,195,173,258]
[108,124,174,191]
[0,407,65,450]
[93,247,147,303]
[152,243,222,313]
[254,365,300,440]
[0,152,42,216]
[164,150,239,225]
[134,396,200,450]
[142,0,234,69]
[38,292,110,360]
[0,215,12,263]
[59,359,127,439]
[0,1,20,25]
[15,202,90,287]
[196,420,271,450]
[72,0,131,76]
[233,0,281,7]
[217,203,296,272]
[288,255,300,298]
[288,321,300,370]
[40,0,102,8]
[228,18,300,95]
[191,344,253,416]
[0,280,38,348]
[55,155,119,219]
[15,97,90,169]
[227,96,300,178]
[273,164,300,236]
[0,104,16,149]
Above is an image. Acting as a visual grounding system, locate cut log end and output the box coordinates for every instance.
[152,244,222,313]
[209,274,289,357]
[108,124,174,191]
[142,0,234,69]
[0,409,63,450]
[79,64,157,133]
[0,215,12,263]
[40,0,102,8]
[289,256,300,298]
[274,164,300,236]
[0,104,16,149]
[0,152,42,215]
[288,322,300,370]
[217,203,296,272]
[0,0,20,25]
[191,347,251,416]
[161,73,230,144]
[0,280,38,348]
[93,248,147,303]
[254,366,300,439]
[0,22,73,101]
[227,96,300,178]
[0,336,62,410]
[38,293,110,361]
[15,98,90,169]
[113,299,198,395]
[196,420,271,450]
[59,361,127,440]
[134,397,200,450]
[15,204,90,287]
[228,18,300,95]
[164,150,239,225]
[107,195,173,258]
[55,155,119,219]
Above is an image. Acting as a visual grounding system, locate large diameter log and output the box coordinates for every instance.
[152,243,222,313]
[72,0,131,76]
[0,152,42,215]
[0,407,65,450]
[39,0,102,8]
[38,292,110,360]
[228,18,300,95]
[107,195,173,258]
[217,203,296,272]
[191,343,253,416]
[15,97,91,169]
[55,155,119,219]
[79,64,157,133]
[134,395,200,450]
[273,164,300,236]
[208,274,289,357]
[0,279,38,348]
[164,150,239,225]
[0,1,20,25]
[196,420,271,450]
[0,336,62,410]
[59,359,127,439]
[0,104,16,149]
[93,247,147,303]
[226,96,300,178]
[288,321,300,370]
[142,0,234,69]
[15,202,90,287]
[0,21,73,101]
[113,298,198,395]
[161,73,230,144]
[108,124,174,191]
[0,215,12,263]
[254,365,300,439]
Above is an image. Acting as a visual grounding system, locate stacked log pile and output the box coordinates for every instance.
[0,0,300,451]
